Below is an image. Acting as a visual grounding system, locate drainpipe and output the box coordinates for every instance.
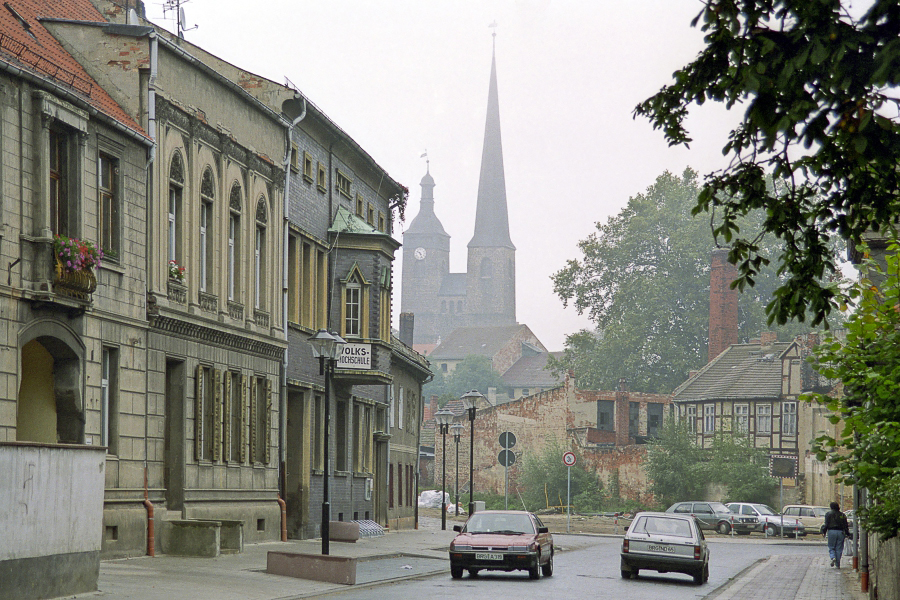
[144,466,155,556]
[279,98,306,541]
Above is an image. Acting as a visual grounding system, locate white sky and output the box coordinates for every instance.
[144,0,740,350]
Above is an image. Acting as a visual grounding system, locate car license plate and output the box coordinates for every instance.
[648,544,675,553]
[475,553,503,561]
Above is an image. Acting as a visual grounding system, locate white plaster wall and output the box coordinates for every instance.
[0,443,106,561]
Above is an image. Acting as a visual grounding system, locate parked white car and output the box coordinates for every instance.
[726,502,806,537]
[621,511,710,585]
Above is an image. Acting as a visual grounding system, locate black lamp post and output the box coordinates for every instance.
[450,423,463,518]
[461,390,484,515]
[309,329,347,555]
[434,408,454,531]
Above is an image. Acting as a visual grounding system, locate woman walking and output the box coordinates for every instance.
[823,501,851,568]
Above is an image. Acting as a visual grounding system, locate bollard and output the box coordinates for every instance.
[731,514,735,537]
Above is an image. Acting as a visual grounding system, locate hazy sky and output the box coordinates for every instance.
[144,0,739,350]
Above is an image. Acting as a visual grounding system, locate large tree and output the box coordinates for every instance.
[634,0,900,327]
[551,168,824,393]
[423,355,509,406]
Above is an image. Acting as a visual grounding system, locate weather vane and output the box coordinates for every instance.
[420,150,429,171]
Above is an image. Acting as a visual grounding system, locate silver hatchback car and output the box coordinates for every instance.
[621,511,710,584]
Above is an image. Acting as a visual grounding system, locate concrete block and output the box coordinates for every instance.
[217,520,243,553]
[164,520,221,558]
[267,551,356,585]
[329,520,360,543]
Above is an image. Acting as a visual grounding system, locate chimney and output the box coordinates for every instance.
[709,248,739,362]
[759,331,778,347]
[399,312,414,346]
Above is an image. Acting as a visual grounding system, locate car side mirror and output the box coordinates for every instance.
[538,526,549,534]
[453,525,462,532]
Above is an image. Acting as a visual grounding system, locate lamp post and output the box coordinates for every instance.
[434,409,454,530]
[461,390,484,515]
[309,329,347,555]
[450,423,463,518]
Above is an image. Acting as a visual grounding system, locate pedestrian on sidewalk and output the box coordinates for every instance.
[823,501,851,568]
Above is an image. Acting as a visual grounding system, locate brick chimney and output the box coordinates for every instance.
[709,248,739,362]
[399,312,414,346]
[759,331,778,347]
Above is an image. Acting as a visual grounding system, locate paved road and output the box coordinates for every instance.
[321,535,826,600]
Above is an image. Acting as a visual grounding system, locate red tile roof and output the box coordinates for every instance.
[0,0,146,138]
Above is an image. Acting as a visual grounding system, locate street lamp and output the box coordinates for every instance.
[461,390,484,515]
[309,328,347,555]
[450,423,464,519]
[434,408,454,531]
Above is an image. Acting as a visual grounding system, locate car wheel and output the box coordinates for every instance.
[451,565,463,579]
[717,521,732,535]
[528,554,541,580]
[468,568,479,577]
[621,569,631,579]
[693,567,704,585]
[541,550,553,577]
[765,524,779,537]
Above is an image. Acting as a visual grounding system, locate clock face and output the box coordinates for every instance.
[414,247,426,260]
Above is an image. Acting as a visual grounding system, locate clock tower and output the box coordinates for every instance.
[401,166,451,344]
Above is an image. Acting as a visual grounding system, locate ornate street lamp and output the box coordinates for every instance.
[434,408,454,531]
[460,390,484,515]
[450,423,464,519]
[309,328,347,555]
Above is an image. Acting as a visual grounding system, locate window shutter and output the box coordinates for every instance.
[250,376,258,463]
[224,373,233,462]
[265,378,272,464]
[240,374,248,463]
[213,369,223,461]
[195,365,204,461]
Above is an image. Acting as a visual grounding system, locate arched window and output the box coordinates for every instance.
[168,152,185,266]
[254,196,268,311]
[199,167,215,292]
[228,181,242,301]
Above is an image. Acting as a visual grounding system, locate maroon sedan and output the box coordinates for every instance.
[448,510,554,579]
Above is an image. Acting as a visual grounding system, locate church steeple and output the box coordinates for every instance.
[406,162,448,238]
[468,36,514,250]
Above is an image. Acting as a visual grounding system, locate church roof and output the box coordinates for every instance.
[428,324,530,361]
[405,167,449,237]
[468,45,514,250]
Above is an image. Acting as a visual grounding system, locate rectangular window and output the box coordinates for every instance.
[389,463,394,508]
[757,404,772,434]
[647,403,663,437]
[735,404,749,433]
[704,404,716,434]
[317,162,327,192]
[389,387,395,428]
[100,347,119,454]
[49,128,70,237]
[289,143,300,173]
[398,388,404,430]
[782,401,797,435]
[303,151,314,182]
[255,226,264,310]
[288,236,299,323]
[378,212,385,233]
[628,402,640,437]
[356,194,364,217]
[195,365,215,461]
[597,400,614,431]
[686,405,697,433]
[367,203,375,225]
[255,377,269,463]
[313,394,323,469]
[344,284,361,337]
[397,462,403,507]
[336,169,352,198]
[229,372,243,462]
[228,213,239,300]
[168,185,181,264]
[99,154,119,261]
[199,202,211,291]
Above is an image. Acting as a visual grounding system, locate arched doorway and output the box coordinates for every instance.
[17,322,86,444]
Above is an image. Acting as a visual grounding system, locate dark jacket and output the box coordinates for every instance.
[823,510,850,536]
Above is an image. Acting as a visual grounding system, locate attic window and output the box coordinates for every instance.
[5,3,36,40]
[336,169,352,199]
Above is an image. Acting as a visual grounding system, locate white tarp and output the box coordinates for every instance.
[418,490,467,515]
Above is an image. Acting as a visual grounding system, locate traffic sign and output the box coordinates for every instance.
[499,431,517,449]
[563,451,576,467]
[498,449,516,467]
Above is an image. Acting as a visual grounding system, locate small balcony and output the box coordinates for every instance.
[53,258,97,301]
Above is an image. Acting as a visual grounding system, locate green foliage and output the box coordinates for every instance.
[551,168,833,393]
[806,243,900,540]
[707,433,778,504]
[423,355,509,406]
[646,419,709,507]
[647,419,778,507]
[635,0,900,328]
[518,437,604,512]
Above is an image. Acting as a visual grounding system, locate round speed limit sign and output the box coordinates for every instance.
[563,451,576,467]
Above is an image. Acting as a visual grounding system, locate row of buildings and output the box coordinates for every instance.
[0,0,431,584]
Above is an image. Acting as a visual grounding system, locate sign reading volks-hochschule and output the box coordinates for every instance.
[338,343,371,369]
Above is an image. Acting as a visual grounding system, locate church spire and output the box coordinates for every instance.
[468,31,514,250]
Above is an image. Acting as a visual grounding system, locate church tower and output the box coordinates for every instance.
[401,164,451,345]
[465,35,516,327]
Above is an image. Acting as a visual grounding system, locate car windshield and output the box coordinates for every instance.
[632,516,692,538]
[464,513,535,534]
[756,505,777,516]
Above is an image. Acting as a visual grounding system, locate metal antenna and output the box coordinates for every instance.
[162,0,198,38]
